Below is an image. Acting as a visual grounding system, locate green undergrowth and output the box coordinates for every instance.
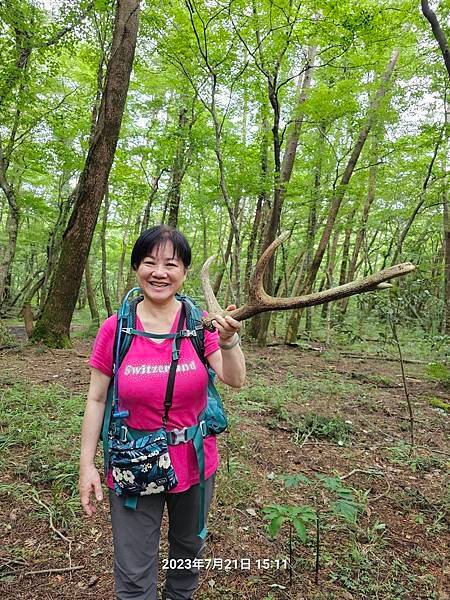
[277,309,449,363]
[0,321,16,348]
[231,374,357,444]
[427,396,450,412]
[425,362,450,388]
[234,372,365,411]
[385,442,444,473]
[330,549,438,598]
[0,383,83,497]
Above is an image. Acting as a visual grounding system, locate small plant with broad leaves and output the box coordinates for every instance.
[263,473,364,584]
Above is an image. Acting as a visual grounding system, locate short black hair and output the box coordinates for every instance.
[130,225,192,270]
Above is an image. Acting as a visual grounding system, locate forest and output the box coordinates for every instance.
[0,0,449,598]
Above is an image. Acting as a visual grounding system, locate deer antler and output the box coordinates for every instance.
[201,232,415,324]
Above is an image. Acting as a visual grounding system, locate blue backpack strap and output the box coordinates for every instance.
[176,293,206,365]
[101,288,142,475]
[175,293,219,538]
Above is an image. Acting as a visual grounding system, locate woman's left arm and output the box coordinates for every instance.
[207,305,246,388]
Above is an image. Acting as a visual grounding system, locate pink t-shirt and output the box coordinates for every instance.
[90,306,220,493]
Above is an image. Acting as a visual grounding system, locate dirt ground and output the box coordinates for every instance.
[0,335,448,599]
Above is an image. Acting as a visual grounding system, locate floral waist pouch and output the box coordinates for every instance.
[109,427,178,496]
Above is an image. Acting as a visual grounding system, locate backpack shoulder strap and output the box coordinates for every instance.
[101,288,142,471]
[176,293,207,366]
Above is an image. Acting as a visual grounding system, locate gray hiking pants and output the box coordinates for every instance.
[109,474,215,600]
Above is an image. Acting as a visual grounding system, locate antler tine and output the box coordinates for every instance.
[200,255,225,318]
[248,231,291,302]
[200,231,291,325]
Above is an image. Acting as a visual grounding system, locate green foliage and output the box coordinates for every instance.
[1,0,448,353]
[386,442,442,473]
[427,396,450,412]
[264,472,364,546]
[331,551,438,598]
[0,383,83,495]
[425,362,450,388]
[263,503,316,542]
[0,322,16,347]
[297,414,353,445]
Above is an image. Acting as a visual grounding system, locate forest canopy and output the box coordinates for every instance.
[0,0,448,348]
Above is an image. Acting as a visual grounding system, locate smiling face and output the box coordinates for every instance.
[135,241,187,305]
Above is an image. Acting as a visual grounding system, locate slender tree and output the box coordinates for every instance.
[32,0,141,347]
[421,0,450,80]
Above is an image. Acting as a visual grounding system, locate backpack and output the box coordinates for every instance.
[100,287,227,538]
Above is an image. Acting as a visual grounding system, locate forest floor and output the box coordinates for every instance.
[0,331,449,600]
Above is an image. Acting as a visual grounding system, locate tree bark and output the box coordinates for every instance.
[285,124,323,342]
[246,114,269,338]
[141,169,165,233]
[213,226,233,297]
[85,256,99,326]
[32,0,140,346]
[0,130,21,310]
[338,204,357,288]
[101,188,113,316]
[39,182,74,310]
[167,108,193,227]
[246,114,269,297]
[443,164,450,334]
[421,0,450,80]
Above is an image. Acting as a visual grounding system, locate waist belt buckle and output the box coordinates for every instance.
[120,425,128,443]
[180,329,197,338]
[171,427,187,445]
[199,420,207,437]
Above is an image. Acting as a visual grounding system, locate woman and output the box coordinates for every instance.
[79,225,245,600]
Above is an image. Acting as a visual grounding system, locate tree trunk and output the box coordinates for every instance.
[213,226,234,297]
[322,228,340,335]
[85,256,99,326]
[22,302,34,338]
[443,168,450,334]
[0,116,22,310]
[304,49,399,294]
[285,124,323,342]
[101,188,113,316]
[0,190,19,309]
[141,169,165,233]
[32,0,140,347]
[421,0,450,80]
[338,205,356,287]
[246,114,269,338]
[167,108,192,227]
[39,188,73,310]
[392,126,444,263]
[340,141,380,315]
[258,46,317,345]
[245,115,269,296]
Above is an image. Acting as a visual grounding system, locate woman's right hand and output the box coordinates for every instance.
[79,463,104,517]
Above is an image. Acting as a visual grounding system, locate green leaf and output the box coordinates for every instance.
[267,516,285,538]
[332,499,360,523]
[280,473,311,488]
[297,505,317,522]
[293,518,308,543]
